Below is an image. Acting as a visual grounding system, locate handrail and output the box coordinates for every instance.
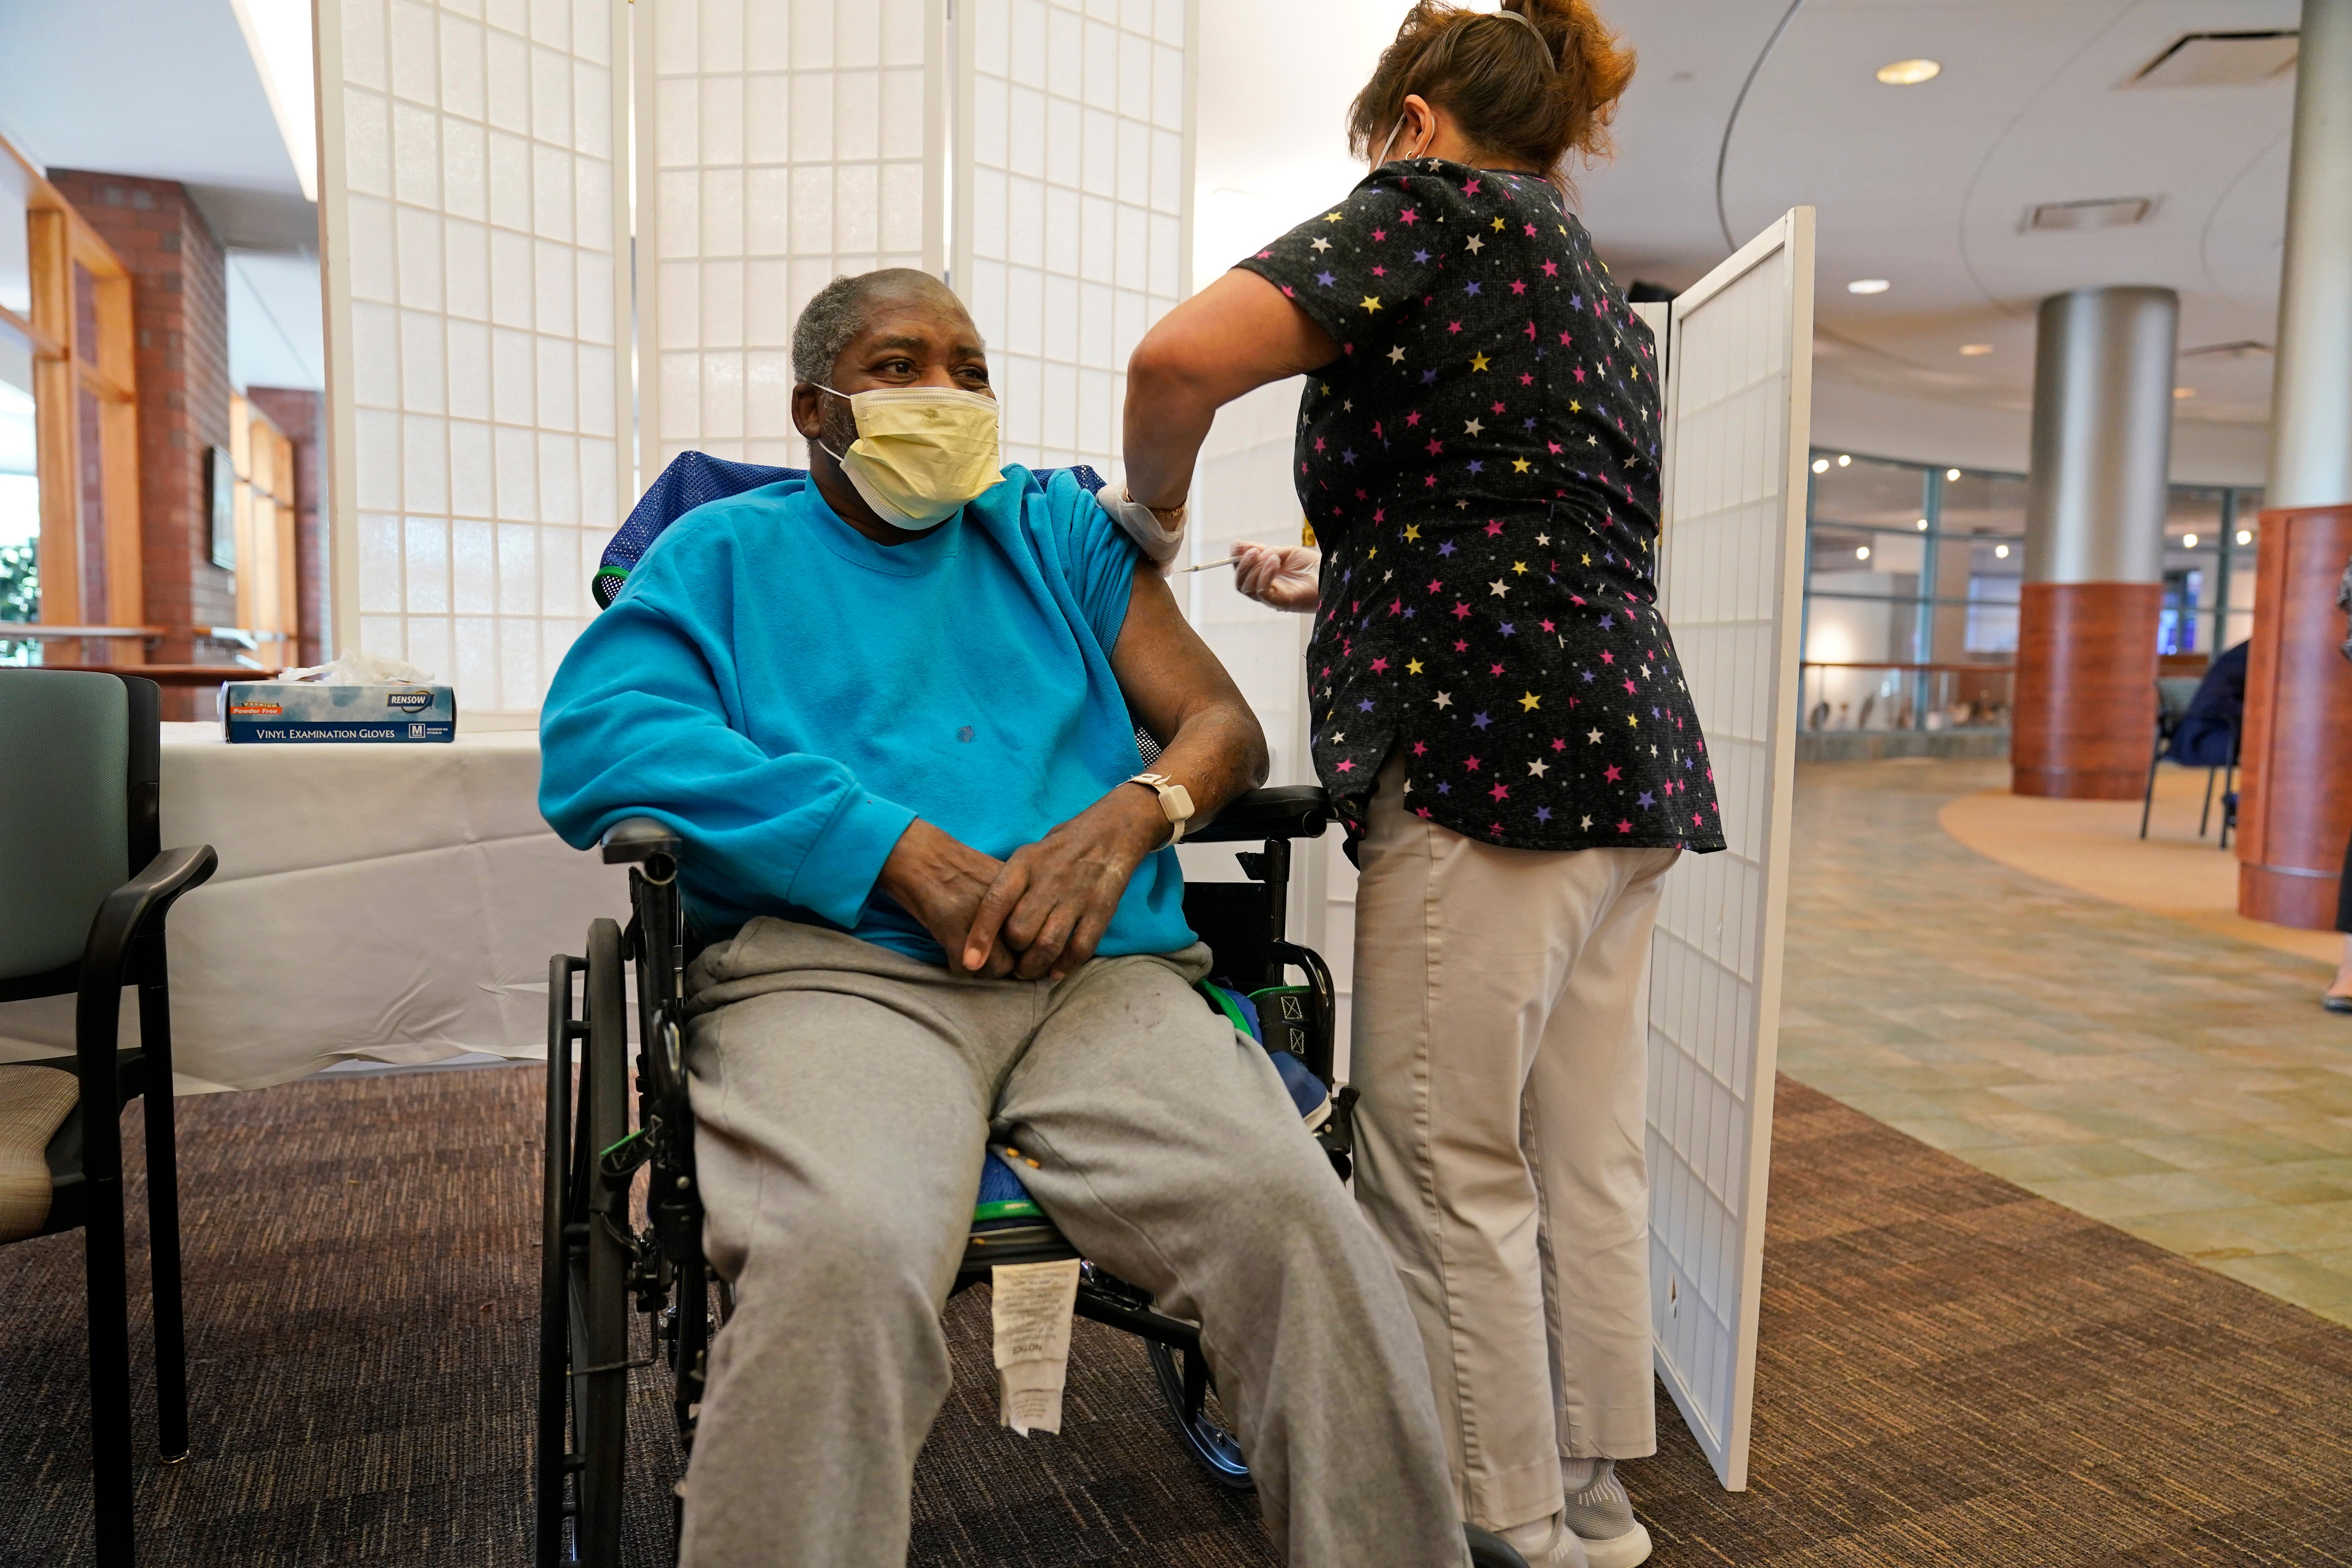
[1800,661,2016,673]
[0,624,167,641]
[0,624,291,645]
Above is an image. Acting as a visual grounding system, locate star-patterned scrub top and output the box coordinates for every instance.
[1235,158,1724,856]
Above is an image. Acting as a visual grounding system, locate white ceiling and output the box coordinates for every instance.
[0,0,323,389]
[0,0,308,225]
[1195,0,2294,484]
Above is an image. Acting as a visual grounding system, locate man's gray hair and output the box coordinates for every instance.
[790,268,973,384]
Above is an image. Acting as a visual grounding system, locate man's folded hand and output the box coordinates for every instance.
[876,820,1015,977]
[962,787,1168,982]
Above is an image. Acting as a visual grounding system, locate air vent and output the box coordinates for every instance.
[2132,31,2298,87]
[2026,198,2156,233]
[2179,340,2273,359]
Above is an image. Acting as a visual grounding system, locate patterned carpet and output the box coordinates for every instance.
[4,1061,2351,1566]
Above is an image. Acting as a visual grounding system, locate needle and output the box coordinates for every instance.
[1180,556,1238,573]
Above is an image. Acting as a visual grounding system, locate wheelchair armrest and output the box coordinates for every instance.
[1187,785,1331,844]
[601,817,685,865]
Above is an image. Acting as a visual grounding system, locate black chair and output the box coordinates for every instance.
[2139,673,2242,846]
[533,788,1531,1568]
[2138,677,2200,839]
[0,670,218,1568]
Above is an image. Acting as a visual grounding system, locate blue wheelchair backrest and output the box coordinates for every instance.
[594,450,1108,608]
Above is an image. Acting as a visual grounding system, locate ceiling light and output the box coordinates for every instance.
[1994,544,2010,558]
[1916,519,1929,530]
[1812,457,1830,474]
[1959,343,1993,356]
[1856,546,1871,560]
[1947,468,1962,480]
[1876,58,1941,85]
[1847,279,1891,295]
[2236,528,2252,545]
[2174,387,2196,398]
[2182,533,2199,547]
[1837,455,1852,467]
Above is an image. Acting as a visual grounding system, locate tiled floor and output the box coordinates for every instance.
[1779,757,2352,1325]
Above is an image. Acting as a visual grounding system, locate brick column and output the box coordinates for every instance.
[245,387,327,669]
[49,171,234,718]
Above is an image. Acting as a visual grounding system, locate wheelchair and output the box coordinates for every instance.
[534,785,1362,1566]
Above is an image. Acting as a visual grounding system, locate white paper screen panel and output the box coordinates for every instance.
[319,0,632,712]
[955,0,1192,472]
[1640,208,1814,1492]
[638,0,942,470]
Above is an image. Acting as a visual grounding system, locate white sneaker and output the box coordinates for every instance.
[1559,1459,1653,1568]
[1496,1516,1591,1568]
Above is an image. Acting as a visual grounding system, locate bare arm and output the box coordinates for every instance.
[1121,269,1340,510]
[960,560,1269,978]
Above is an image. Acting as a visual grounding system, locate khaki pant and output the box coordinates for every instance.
[676,918,1468,1568]
[1350,760,1677,1533]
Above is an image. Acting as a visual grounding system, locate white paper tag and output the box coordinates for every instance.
[991,1258,1081,1437]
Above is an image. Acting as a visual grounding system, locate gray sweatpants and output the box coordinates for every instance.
[675,918,1468,1568]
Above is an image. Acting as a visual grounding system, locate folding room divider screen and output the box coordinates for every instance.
[316,0,635,711]
[1633,206,1815,1491]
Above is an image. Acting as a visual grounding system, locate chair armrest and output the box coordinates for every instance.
[601,817,685,866]
[76,844,219,1086]
[1187,785,1331,844]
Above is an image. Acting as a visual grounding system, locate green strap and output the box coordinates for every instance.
[1196,978,1252,1037]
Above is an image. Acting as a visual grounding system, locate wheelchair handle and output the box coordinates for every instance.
[601,816,684,867]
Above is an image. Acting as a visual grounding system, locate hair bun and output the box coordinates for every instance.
[1347,0,1635,187]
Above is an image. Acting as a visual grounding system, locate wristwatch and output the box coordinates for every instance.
[1126,772,1195,844]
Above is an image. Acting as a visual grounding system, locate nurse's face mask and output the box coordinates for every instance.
[816,383,1005,531]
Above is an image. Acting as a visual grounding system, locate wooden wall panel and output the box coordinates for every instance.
[2011,581,2161,799]
[2236,505,2352,929]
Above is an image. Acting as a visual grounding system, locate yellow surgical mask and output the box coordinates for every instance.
[816,384,1005,530]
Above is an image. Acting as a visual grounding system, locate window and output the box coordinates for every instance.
[229,395,299,667]
[0,132,142,668]
[1800,450,2263,733]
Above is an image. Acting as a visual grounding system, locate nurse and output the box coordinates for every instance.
[1112,4,1718,1565]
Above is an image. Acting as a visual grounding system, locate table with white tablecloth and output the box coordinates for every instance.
[0,724,632,1093]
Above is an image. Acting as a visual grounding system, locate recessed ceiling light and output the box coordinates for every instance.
[1837,455,1852,467]
[1994,544,2010,558]
[1847,278,1891,295]
[1876,58,1942,85]
[2180,533,2199,547]
[2236,528,2253,544]
[1856,546,1871,560]
[2174,386,2196,398]
[1947,468,1962,480]
[1811,457,1830,473]
[1916,518,1929,530]
[1959,343,1993,356]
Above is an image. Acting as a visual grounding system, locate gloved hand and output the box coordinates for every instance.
[1095,484,1187,564]
[1232,541,1322,613]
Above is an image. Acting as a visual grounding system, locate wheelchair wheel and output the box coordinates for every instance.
[535,919,635,1568]
[1147,1339,1252,1491]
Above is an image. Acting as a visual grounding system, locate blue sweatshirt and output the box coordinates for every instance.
[538,466,1192,965]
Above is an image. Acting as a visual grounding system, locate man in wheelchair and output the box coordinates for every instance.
[539,269,1470,1567]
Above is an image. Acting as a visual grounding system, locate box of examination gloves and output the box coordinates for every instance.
[221,650,456,744]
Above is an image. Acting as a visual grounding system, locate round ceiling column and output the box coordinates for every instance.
[2012,286,2177,800]
[2240,0,2352,929]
